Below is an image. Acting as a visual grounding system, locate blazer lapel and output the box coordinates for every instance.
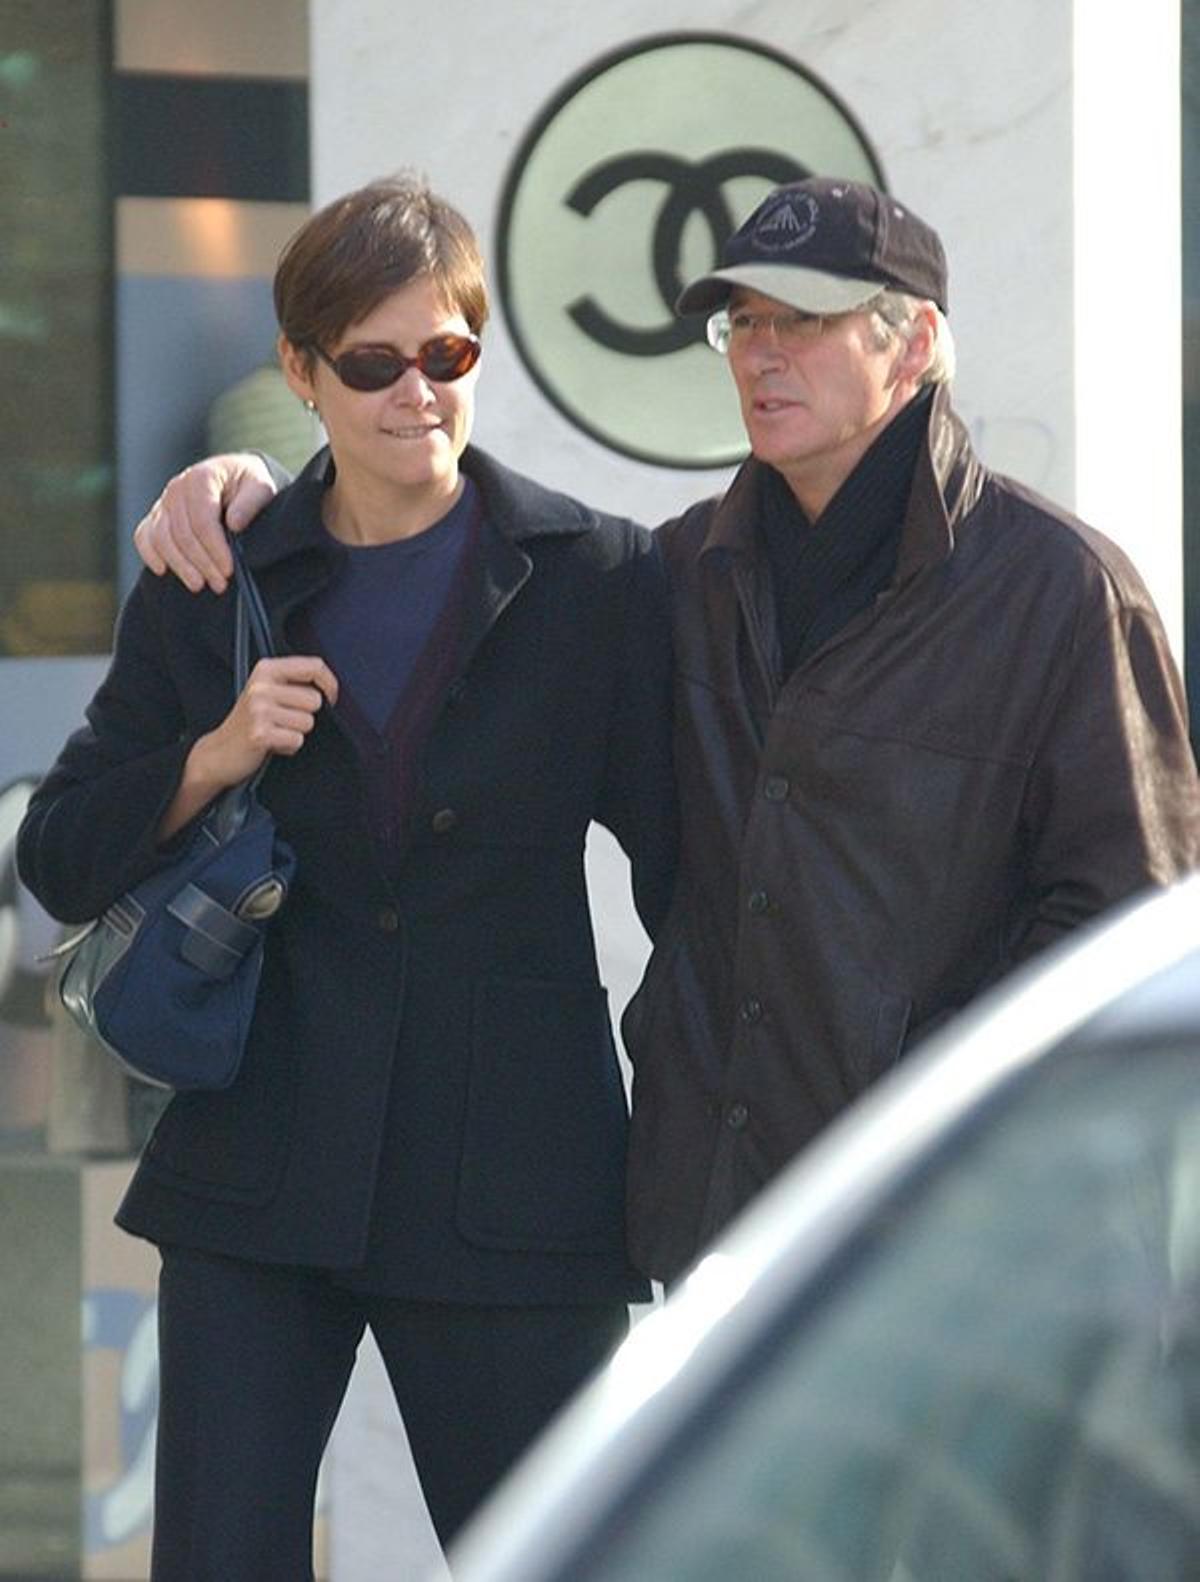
[453,516,532,678]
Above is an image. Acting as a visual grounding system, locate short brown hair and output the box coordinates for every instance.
[273,174,489,358]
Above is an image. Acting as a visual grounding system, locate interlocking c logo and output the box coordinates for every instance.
[566,149,807,357]
[497,34,884,469]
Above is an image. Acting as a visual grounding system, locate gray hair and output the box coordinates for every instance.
[867,290,956,386]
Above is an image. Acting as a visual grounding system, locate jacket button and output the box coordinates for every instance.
[764,775,790,802]
[726,1102,749,1130]
[431,808,458,834]
[377,906,400,932]
[446,678,467,706]
[739,996,763,1024]
[748,889,770,915]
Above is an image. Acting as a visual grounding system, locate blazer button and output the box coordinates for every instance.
[763,775,790,802]
[377,906,400,932]
[431,807,458,834]
[726,1101,749,1130]
[739,996,763,1024]
[748,889,770,915]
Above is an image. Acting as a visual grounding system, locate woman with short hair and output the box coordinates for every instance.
[18,174,676,1579]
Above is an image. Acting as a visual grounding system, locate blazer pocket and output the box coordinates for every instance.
[457,976,627,1254]
[141,1021,294,1204]
[142,1072,291,1204]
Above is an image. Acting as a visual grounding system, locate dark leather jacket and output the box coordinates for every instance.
[625,385,1200,1284]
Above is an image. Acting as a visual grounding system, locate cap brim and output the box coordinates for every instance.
[676,264,884,317]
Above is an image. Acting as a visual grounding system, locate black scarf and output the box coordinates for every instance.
[759,386,934,678]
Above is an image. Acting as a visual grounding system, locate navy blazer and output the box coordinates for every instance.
[18,448,677,1304]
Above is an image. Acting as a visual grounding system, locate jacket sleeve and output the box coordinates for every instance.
[252,452,295,492]
[1014,597,1200,961]
[595,527,679,939]
[16,576,202,924]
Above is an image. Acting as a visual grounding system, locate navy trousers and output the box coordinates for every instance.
[151,1244,629,1580]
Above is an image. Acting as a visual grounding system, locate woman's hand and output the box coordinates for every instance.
[134,454,279,595]
[159,656,339,840]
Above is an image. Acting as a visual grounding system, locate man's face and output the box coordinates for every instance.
[724,288,918,518]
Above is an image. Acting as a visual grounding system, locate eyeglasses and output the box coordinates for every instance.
[705,307,829,356]
[313,332,482,391]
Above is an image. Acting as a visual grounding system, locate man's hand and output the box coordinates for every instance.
[134,454,279,595]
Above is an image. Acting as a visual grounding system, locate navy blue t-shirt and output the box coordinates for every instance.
[308,480,476,731]
[300,479,479,862]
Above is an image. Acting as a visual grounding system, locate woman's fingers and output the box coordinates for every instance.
[209,657,340,775]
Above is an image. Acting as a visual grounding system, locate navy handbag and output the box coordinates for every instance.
[56,539,296,1090]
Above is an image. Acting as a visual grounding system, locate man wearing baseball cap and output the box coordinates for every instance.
[130,177,1199,1290]
[618,174,1198,1281]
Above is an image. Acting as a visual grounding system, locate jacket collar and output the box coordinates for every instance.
[234,442,598,657]
[891,384,985,583]
[454,446,602,670]
[234,450,339,646]
[240,444,596,563]
[459,446,601,542]
[700,384,985,583]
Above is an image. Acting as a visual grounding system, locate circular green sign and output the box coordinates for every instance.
[496,34,885,469]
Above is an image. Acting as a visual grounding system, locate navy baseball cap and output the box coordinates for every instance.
[677,176,949,317]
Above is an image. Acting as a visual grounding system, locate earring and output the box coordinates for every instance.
[303,398,319,416]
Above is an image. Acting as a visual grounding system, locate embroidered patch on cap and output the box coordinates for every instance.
[751,190,819,252]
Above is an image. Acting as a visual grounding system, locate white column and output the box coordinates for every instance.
[1073,0,1183,651]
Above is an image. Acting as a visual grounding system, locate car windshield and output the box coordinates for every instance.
[563,1040,1200,1581]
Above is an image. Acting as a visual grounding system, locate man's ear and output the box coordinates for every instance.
[277,334,317,405]
[894,303,938,385]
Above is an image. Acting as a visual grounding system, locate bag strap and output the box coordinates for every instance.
[228,532,274,689]
[224,533,277,803]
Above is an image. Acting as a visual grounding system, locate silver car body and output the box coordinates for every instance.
[449,877,1200,1582]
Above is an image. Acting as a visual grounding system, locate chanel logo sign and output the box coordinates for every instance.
[496,34,884,469]
[565,149,806,358]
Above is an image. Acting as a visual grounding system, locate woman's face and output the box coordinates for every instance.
[280,274,480,508]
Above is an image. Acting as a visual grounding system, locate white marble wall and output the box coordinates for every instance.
[309,5,1182,1575]
[307,0,1182,640]
[308,2,1075,510]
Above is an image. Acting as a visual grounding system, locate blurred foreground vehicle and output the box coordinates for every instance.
[450,878,1200,1582]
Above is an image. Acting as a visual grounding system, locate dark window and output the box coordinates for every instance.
[0,1,116,657]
